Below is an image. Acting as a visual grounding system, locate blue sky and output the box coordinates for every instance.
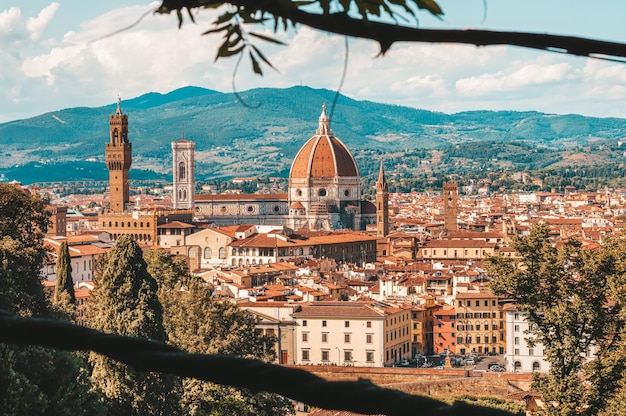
[3,1,626,122]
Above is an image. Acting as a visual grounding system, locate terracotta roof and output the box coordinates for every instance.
[292,302,386,318]
[157,221,194,229]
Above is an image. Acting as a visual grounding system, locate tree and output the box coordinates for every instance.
[145,250,292,416]
[154,1,626,76]
[488,223,626,415]
[88,235,182,416]
[0,184,104,416]
[54,240,77,319]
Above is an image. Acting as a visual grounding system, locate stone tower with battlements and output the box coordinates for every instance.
[105,98,131,213]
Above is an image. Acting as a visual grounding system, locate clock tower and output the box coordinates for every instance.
[105,98,132,213]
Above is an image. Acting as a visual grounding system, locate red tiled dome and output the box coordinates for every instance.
[290,106,359,180]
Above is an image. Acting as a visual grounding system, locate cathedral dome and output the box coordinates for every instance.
[289,106,359,180]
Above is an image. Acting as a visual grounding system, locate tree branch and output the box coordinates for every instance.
[192,1,626,60]
[0,310,516,416]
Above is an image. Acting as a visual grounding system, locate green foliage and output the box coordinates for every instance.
[0,184,105,416]
[54,241,77,318]
[88,235,182,416]
[488,224,626,415]
[443,395,525,415]
[156,274,292,416]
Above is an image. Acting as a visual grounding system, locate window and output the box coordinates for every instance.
[345,333,351,343]
[457,336,463,344]
[345,321,350,328]
[514,337,519,345]
[476,336,481,343]
[322,320,327,327]
[302,320,307,327]
[514,348,520,355]
[322,333,328,343]
[302,350,310,361]
[344,351,352,362]
[492,336,497,344]
[321,350,329,361]
[366,334,373,344]
[366,351,374,363]
[302,333,308,342]
[475,300,480,306]
[532,361,540,372]
[367,321,372,328]
[514,324,519,332]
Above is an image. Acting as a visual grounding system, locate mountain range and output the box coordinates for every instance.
[1,85,625,185]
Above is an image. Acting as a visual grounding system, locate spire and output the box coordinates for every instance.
[181,121,185,140]
[316,104,333,136]
[376,161,388,192]
[115,95,122,115]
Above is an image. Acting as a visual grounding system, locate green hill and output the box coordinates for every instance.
[1,85,625,185]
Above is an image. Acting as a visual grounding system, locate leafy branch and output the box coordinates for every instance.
[156,0,626,76]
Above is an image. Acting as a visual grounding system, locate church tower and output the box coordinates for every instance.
[105,98,131,213]
[443,182,458,234]
[172,134,195,210]
[376,161,389,237]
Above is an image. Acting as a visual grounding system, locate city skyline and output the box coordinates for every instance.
[3,1,626,123]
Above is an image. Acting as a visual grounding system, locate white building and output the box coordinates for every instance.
[503,304,549,373]
[291,301,411,367]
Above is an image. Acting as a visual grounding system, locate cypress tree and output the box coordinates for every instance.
[88,235,181,415]
[54,240,76,312]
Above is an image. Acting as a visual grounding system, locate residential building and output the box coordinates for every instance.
[454,289,503,355]
[291,301,411,367]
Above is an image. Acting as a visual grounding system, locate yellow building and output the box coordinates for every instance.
[454,288,504,355]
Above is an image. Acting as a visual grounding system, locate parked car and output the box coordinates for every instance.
[489,365,505,372]
[465,358,475,365]
[487,361,499,369]
[400,359,410,367]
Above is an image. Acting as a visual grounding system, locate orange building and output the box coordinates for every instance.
[433,304,457,355]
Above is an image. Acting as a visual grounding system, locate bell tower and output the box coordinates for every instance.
[172,132,195,210]
[443,182,458,234]
[376,161,389,237]
[105,98,132,213]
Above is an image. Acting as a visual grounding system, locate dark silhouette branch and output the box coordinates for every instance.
[160,1,626,62]
[0,310,516,416]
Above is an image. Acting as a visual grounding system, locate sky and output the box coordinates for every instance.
[3,1,626,122]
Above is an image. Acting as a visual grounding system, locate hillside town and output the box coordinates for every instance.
[22,101,626,381]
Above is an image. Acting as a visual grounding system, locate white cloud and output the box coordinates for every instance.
[26,2,59,40]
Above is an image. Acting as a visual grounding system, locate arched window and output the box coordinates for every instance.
[231,258,236,266]
[514,361,522,372]
[532,361,540,372]
[188,247,197,258]
[112,129,118,145]
[219,247,226,259]
[204,247,212,258]
[179,162,186,179]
